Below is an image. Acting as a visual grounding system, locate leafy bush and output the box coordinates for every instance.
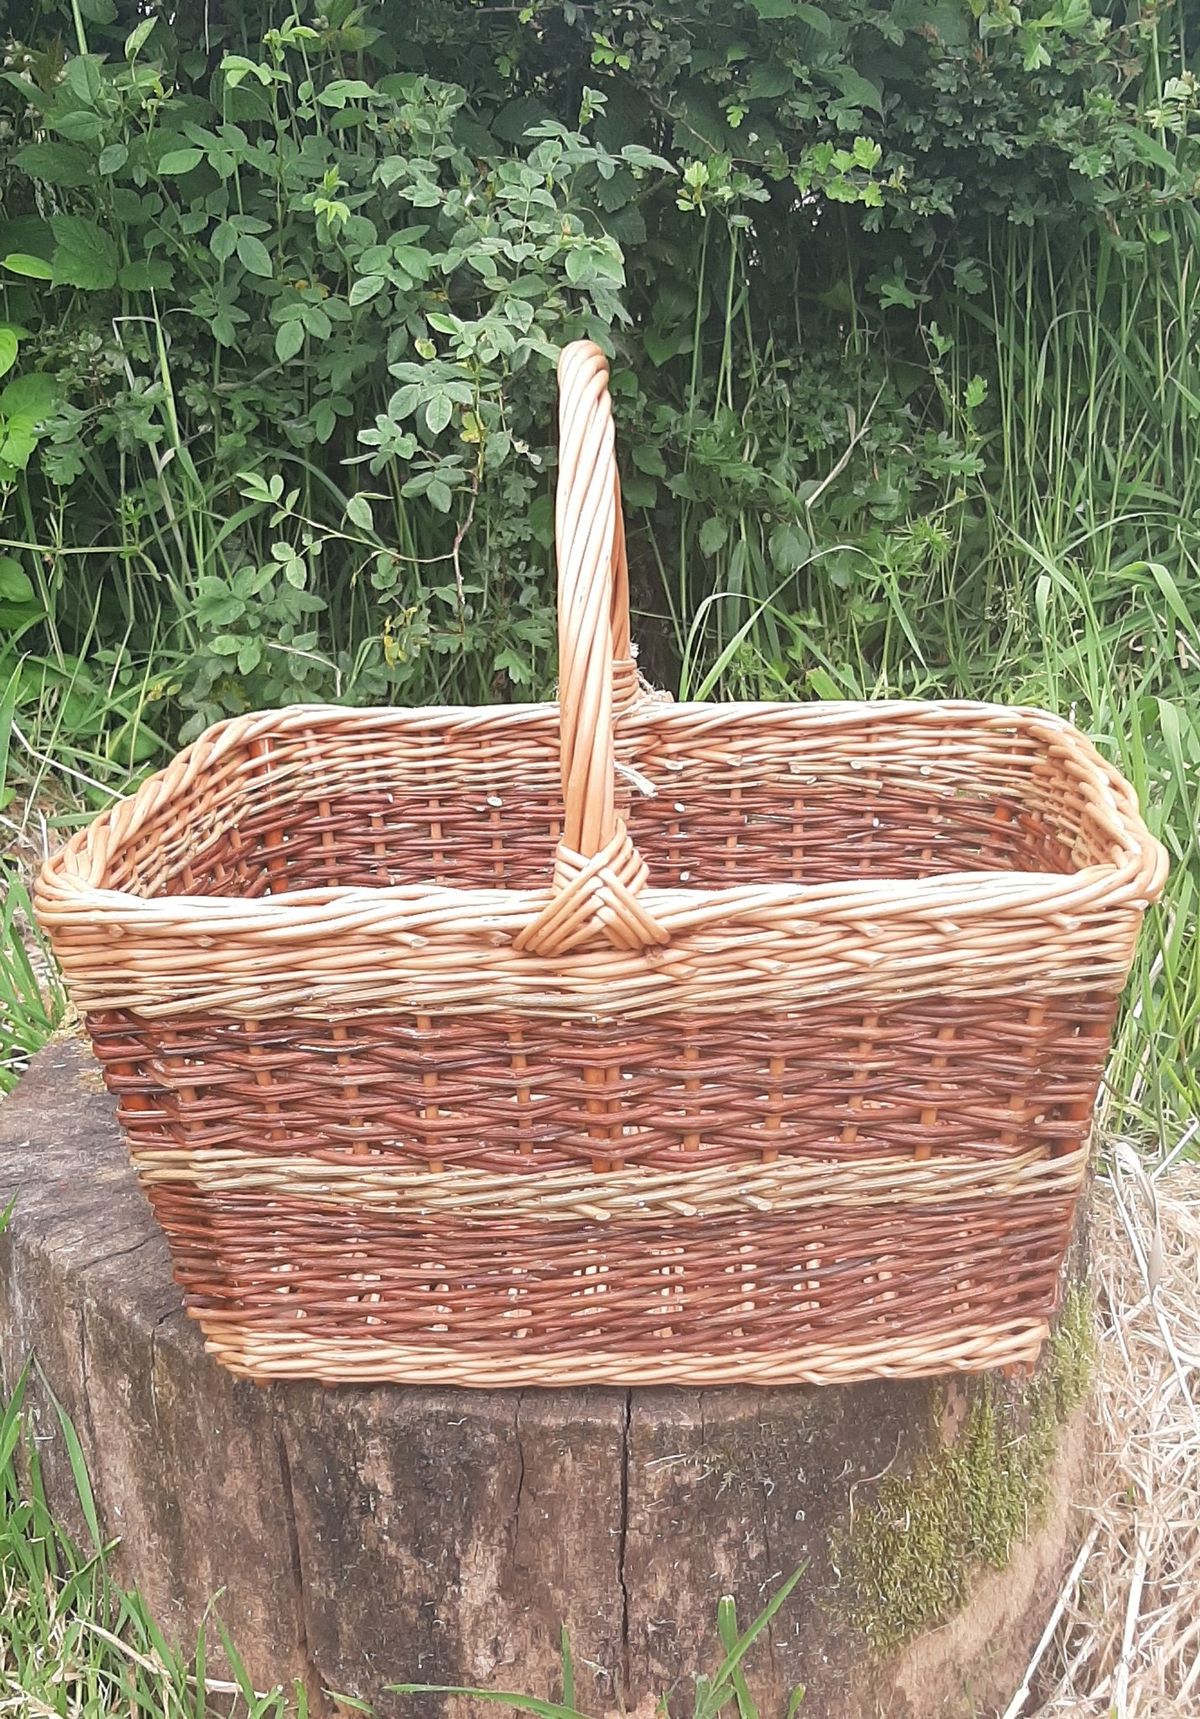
[0,6,677,744]
[1,0,1170,747]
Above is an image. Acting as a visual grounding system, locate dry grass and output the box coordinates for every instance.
[1008,1149,1200,1719]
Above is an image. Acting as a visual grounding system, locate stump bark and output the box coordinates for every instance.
[0,1042,1093,1719]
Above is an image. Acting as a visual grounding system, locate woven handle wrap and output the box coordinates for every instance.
[516,342,668,957]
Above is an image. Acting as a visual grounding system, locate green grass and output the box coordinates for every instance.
[1,667,67,1096]
[0,1361,313,1717]
[0,873,64,1096]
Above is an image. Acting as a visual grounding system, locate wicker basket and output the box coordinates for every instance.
[36,341,1166,1389]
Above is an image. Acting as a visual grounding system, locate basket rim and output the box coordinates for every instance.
[36,694,1168,934]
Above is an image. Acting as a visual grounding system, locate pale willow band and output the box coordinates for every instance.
[130,1141,1088,1221]
[201,1323,1054,1390]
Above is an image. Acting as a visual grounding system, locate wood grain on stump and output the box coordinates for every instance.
[0,1042,1093,1719]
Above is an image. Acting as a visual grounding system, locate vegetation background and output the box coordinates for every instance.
[1,4,1199,1712]
[1,0,1197,1135]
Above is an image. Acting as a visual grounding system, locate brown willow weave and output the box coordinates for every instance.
[35,341,1167,1389]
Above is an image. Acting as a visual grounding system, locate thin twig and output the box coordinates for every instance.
[1001,1523,1101,1719]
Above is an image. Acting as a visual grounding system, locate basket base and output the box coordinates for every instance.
[196,1314,1050,1388]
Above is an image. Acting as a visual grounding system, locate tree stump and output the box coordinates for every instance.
[0,1042,1093,1718]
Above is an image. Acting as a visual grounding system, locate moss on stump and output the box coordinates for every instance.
[842,1287,1093,1657]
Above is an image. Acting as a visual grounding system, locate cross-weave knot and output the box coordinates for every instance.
[515,821,669,956]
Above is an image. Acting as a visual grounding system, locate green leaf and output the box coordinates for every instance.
[746,64,796,100]
[50,215,119,291]
[220,53,274,89]
[0,215,53,261]
[753,0,831,19]
[13,141,93,188]
[645,326,688,366]
[345,493,375,532]
[236,234,273,277]
[2,253,52,281]
[98,143,129,175]
[699,515,729,556]
[0,558,34,603]
[63,55,103,104]
[565,239,624,288]
[0,72,49,112]
[50,110,104,143]
[275,320,305,362]
[240,472,281,507]
[349,273,386,306]
[392,243,433,279]
[0,331,18,379]
[301,303,331,341]
[317,79,377,108]
[210,221,238,263]
[426,394,453,435]
[696,1570,805,1719]
[953,258,986,296]
[715,1596,759,1719]
[118,259,174,291]
[831,67,884,115]
[1145,560,1199,640]
[879,277,918,309]
[622,472,656,508]
[559,1627,575,1713]
[1119,123,1178,176]
[427,479,453,513]
[157,147,204,175]
[769,522,812,572]
[528,493,553,547]
[125,16,157,60]
[631,443,666,477]
[1,373,58,418]
[36,1366,102,1551]
[851,135,882,170]
[0,416,41,471]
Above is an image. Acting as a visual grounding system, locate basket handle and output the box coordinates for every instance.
[515,341,668,957]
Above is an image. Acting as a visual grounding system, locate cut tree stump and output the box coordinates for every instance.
[0,1041,1094,1719]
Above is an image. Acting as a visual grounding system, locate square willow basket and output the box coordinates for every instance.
[35,342,1166,1388]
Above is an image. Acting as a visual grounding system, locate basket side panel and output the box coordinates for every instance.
[77,988,1107,1385]
[144,1187,1073,1387]
[87,993,1118,1174]
[91,715,565,899]
[69,703,1146,902]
